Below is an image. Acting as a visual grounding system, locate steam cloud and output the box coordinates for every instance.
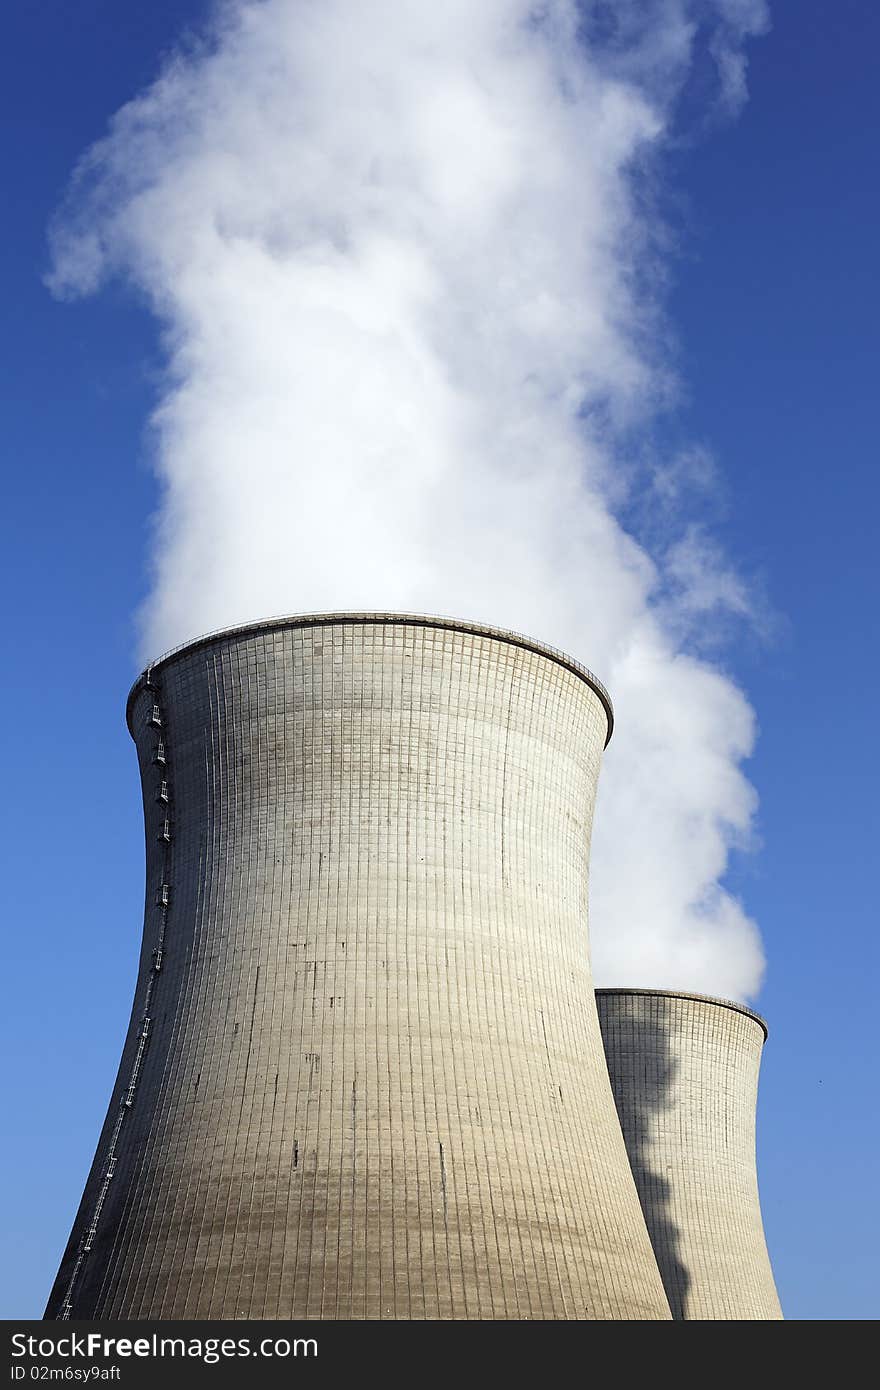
[49,0,770,1000]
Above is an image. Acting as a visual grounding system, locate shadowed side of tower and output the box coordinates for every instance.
[45,614,670,1321]
[596,988,782,1320]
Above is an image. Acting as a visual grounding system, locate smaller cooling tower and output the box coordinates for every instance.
[596,989,782,1320]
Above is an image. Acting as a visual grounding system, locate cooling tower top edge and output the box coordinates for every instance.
[126,611,614,745]
[595,987,768,1040]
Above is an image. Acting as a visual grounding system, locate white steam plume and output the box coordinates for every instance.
[49,0,770,1000]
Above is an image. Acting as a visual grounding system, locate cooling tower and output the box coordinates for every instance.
[46,614,671,1321]
[595,988,782,1320]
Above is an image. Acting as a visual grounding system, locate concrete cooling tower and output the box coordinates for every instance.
[46,613,672,1321]
[596,989,782,1320]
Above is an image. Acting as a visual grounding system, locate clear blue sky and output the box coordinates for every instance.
[1,1,877,1321]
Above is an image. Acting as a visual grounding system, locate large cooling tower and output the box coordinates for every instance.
[46,614,671,1320]
[595,988,782,1320]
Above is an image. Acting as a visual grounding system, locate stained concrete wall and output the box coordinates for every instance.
[596,988,782,1320]
[46,614,670,1320]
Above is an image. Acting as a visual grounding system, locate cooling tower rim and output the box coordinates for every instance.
[595,987,768,1040]
[126,611,614,745]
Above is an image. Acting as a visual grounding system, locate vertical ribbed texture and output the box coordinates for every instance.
[596,990,782,1320]
[46,617,670,1320]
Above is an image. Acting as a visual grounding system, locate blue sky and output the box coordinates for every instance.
[2,1,878,1320]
